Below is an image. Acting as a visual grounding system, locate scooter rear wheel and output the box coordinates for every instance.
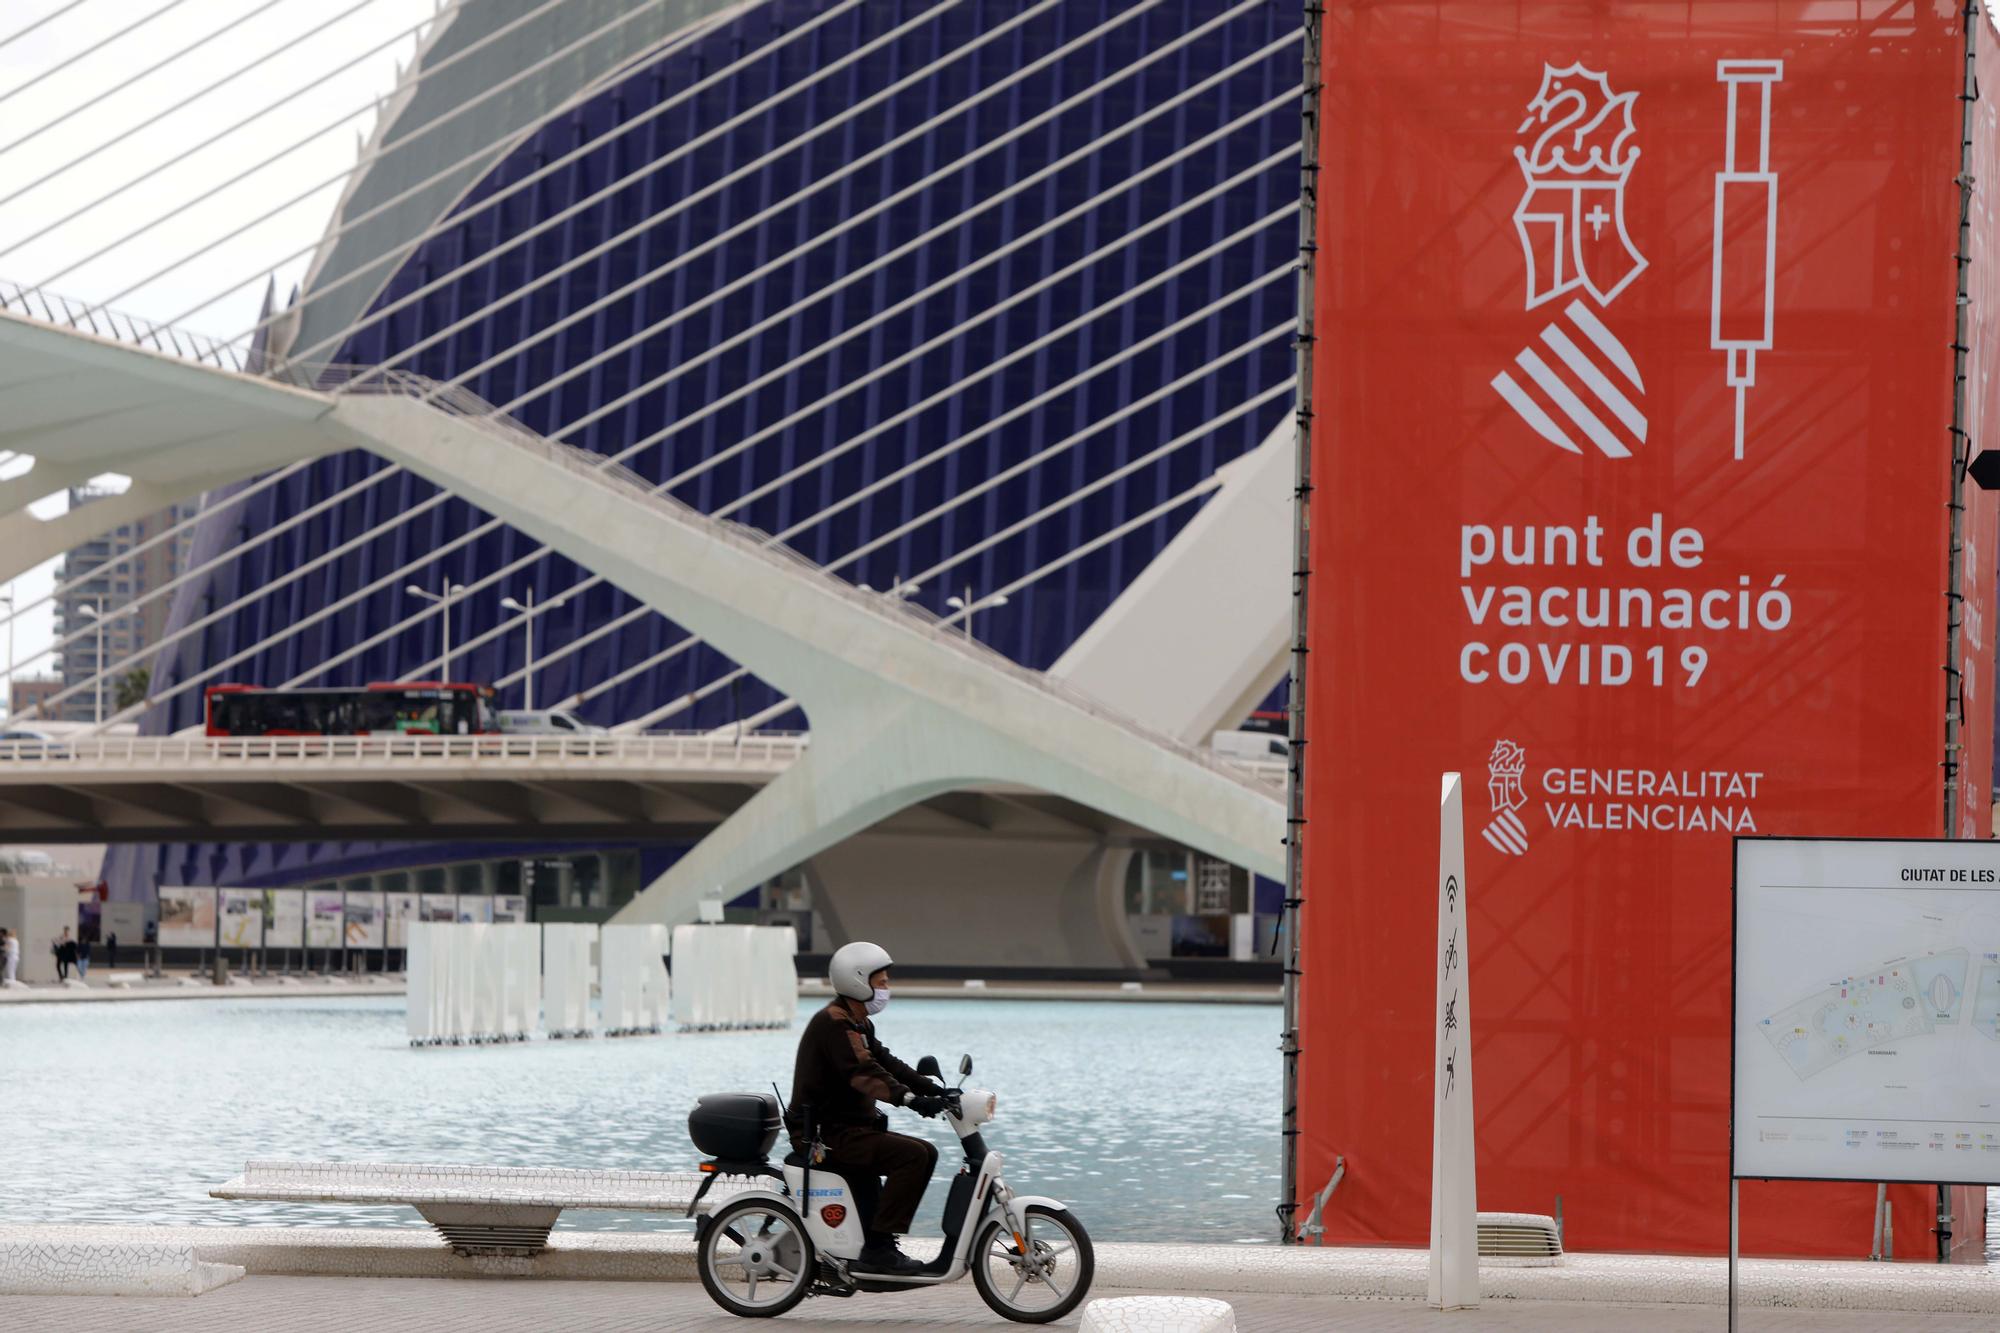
[698,1196,815,1318]
[970,1204,1094,1323]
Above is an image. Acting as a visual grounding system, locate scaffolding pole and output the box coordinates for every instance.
[1935,0,1982,1266]
[1279,0,1322,1245]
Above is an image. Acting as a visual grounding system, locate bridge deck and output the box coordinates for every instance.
[0,732,1281,845]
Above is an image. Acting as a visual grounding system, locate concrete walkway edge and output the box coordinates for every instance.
[2,1225,1992,1313]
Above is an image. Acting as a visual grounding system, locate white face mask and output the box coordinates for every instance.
[864,986,890,1016]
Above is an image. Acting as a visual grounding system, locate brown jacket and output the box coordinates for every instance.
[785,998,927,1141]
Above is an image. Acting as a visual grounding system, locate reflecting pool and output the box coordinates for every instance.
[0,996,1280,1243]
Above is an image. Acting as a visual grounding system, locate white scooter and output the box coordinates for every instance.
[686,1054,1094,1322]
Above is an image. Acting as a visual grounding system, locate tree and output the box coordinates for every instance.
[114,666,150,713]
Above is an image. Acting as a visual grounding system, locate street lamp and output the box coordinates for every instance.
[945,585,1010,643]
[499,588,567,710]
[76,603,104,724]
[859,573,923,600]
[404,582,465,682]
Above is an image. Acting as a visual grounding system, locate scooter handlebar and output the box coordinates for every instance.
[947,1088,997,1133]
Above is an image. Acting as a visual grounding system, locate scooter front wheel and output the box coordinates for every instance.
[698,1196,815,1318]
[970,1204,1094,1324]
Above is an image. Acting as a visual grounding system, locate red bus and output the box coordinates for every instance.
[205,682,500,737]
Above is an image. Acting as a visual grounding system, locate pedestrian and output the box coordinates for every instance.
[106,931,118,970]
[76,934,91,980]
[1,928,17,985]
[52,926,74,981]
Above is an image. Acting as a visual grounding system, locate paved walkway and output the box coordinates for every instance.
[0,970,405,1003]
[2,1276,1992,1332]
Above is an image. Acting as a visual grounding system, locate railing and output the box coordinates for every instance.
[0,277,249,371]
[0,730,811,768]
[0,729,1283,786]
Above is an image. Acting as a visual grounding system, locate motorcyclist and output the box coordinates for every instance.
[785,940,947,1274]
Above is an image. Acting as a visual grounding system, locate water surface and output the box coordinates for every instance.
[0,996,1280,1243]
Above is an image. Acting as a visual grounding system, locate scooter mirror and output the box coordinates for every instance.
[915,1055,941,1079]
[958,1054,973,1077]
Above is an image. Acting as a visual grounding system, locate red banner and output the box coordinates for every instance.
[1303,3,1988,1255]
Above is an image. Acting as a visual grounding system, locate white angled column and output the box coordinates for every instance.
[1429,773,1478,1311]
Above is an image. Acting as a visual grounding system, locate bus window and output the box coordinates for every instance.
[208,684,499,736]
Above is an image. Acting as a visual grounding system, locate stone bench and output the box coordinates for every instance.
[211,1159,756,1256]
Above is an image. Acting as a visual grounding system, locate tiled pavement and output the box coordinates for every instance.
[3,1276,1998,1332]
[0,971,405,1004]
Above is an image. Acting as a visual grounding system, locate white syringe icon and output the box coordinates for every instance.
[1711,60,1783,460]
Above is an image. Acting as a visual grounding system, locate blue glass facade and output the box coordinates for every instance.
[127,0,1298,893]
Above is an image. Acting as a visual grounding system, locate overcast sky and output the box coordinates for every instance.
[1,0,434,708]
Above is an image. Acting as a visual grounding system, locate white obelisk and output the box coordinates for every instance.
[1429,773,1479,1310]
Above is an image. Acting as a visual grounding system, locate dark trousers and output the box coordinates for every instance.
[54,955,68,981]
[820,1125,938,1236]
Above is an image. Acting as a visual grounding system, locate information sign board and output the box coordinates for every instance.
[157,887,216,949]
[306,891,344,949]
[344,891,385,950]
[265,890,305,949]
[1734,837,2000,1185]
[386,892,418,949]
[218,888,262,949]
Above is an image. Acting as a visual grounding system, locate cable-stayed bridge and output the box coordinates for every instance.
[0,729,1284,844]
[0,0,1300,968]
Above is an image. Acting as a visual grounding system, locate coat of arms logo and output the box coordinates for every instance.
[1482,740,1530,857]
[1512,64,1646,309]
[1491,64,1649,460]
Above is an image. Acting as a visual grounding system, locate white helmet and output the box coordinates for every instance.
[829,940,893,1001]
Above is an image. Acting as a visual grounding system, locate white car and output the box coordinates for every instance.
[497,708,607,736]
[0,726,62,757]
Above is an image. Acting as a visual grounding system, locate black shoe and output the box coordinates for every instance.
[855,1238,922,1274]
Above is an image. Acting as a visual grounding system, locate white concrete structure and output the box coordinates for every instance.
[0,311,1283,968]
[0,879,73,985]
[1050,421,1294,746]
[329,393,1284,905]
[0,730,1281,845]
